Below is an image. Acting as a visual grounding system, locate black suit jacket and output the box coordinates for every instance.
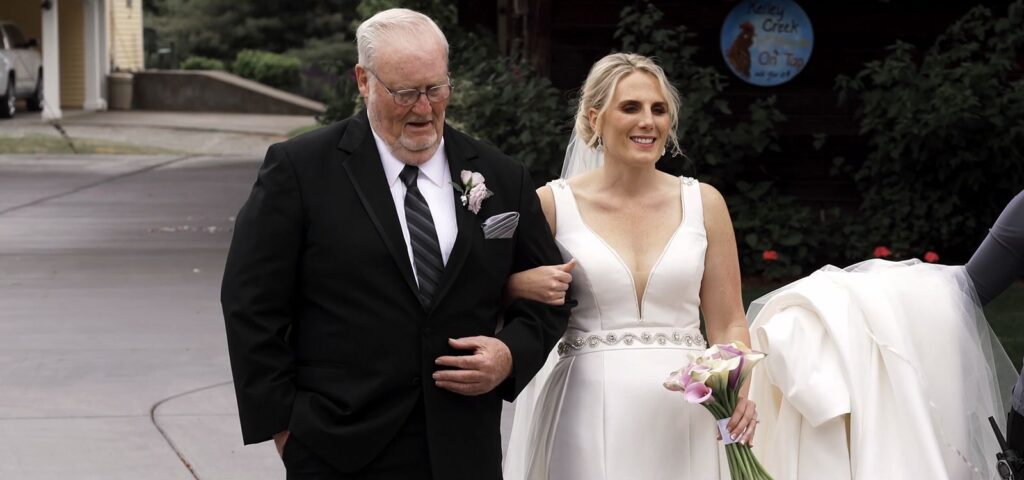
[221,110,572,479]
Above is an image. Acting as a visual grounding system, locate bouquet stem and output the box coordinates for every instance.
[724,443,772,480]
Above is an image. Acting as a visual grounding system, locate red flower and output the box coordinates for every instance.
[924,251,940,263]
[873,246,892,258]
[762,249,779,261]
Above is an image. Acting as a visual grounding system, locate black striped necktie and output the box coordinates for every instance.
[399,165,444,307]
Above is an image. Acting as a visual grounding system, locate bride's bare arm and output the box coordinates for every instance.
[698,182,758,445]
[506,259,576,305]
[504,186,574,305]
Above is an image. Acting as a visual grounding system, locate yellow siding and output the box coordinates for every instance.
[59,0,85,107]
[109,0,144,71]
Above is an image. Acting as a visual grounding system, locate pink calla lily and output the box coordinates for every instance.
[728,356,745,389]
[683,382,713,404]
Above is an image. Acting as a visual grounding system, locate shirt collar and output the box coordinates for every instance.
[371,128,448,188]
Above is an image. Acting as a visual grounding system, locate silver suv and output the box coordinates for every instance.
[0,21,43,118]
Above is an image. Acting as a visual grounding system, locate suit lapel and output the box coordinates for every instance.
[428,127,478,316]
[338,112,420,300]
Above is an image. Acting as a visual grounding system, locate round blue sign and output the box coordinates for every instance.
[720,0,813,86]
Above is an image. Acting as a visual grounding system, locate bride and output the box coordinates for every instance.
[502,52,755,480]
[503,54,1018,480]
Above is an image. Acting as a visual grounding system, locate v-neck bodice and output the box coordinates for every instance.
[548,177,707,333]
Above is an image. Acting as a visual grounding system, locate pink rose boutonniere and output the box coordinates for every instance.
[452,170,493,214]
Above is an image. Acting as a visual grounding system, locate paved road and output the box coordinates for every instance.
[0,153,284,479]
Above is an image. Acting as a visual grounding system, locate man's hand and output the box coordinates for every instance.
[273,430,290,458]
[433,336,513,396]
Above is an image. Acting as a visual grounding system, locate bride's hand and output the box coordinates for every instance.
[505,259,576,305]
[727,397,758,446]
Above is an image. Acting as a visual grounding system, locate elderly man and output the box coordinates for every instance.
[221,8,572,480]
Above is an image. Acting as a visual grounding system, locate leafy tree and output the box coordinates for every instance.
[145,0,360,62]
[836,0,1024,261]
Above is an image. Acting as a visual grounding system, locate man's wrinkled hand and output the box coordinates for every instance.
[433,336,512,396]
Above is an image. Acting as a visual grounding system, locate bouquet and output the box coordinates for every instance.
[664,341,772,480]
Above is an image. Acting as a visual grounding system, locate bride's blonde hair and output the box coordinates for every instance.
[574,53,682,156]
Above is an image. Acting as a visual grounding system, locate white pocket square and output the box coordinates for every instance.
[482,212,520,239]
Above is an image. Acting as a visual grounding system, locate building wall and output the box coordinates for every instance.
[108,0,144,70]
[58,0,85,107]
[2,1,42,41]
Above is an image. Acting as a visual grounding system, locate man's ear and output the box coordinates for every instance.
[355,64,370,98]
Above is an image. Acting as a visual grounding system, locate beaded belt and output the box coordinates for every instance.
[556,327,706,357]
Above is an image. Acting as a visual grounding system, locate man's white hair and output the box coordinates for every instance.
[356,8,449,69]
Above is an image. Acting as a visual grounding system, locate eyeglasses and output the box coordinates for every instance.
[365,67,453,106]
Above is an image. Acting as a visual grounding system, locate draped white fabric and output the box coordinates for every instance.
[747,260,1016,480]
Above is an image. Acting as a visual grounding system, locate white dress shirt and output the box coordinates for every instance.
[371,130,458,283]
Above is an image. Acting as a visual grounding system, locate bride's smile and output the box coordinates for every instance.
[592,71,671,166]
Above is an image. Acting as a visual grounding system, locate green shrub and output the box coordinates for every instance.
[446,33,569,182]
[729,180,840,281]
[179,56,225,70]
[835,0,1024,262]
[286,34,358,102]
[317,66,361,125]
[232,49,302,92]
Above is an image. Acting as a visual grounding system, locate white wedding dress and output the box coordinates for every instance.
[746,260,1017,479]
[504,177,727,480]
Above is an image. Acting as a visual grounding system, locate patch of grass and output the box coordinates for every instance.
[741,280,1024,370]
[0,134,181,155]
[288,124,321,138]
[985,282,1024,369]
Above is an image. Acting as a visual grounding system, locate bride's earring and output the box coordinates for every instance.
[596,136,603,152]
[671,143,684,158]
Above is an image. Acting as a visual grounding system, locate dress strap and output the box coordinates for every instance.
[546,179,584,234]
[680,176,705,231]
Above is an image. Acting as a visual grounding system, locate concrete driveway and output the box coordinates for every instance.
[0,112,518,478]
